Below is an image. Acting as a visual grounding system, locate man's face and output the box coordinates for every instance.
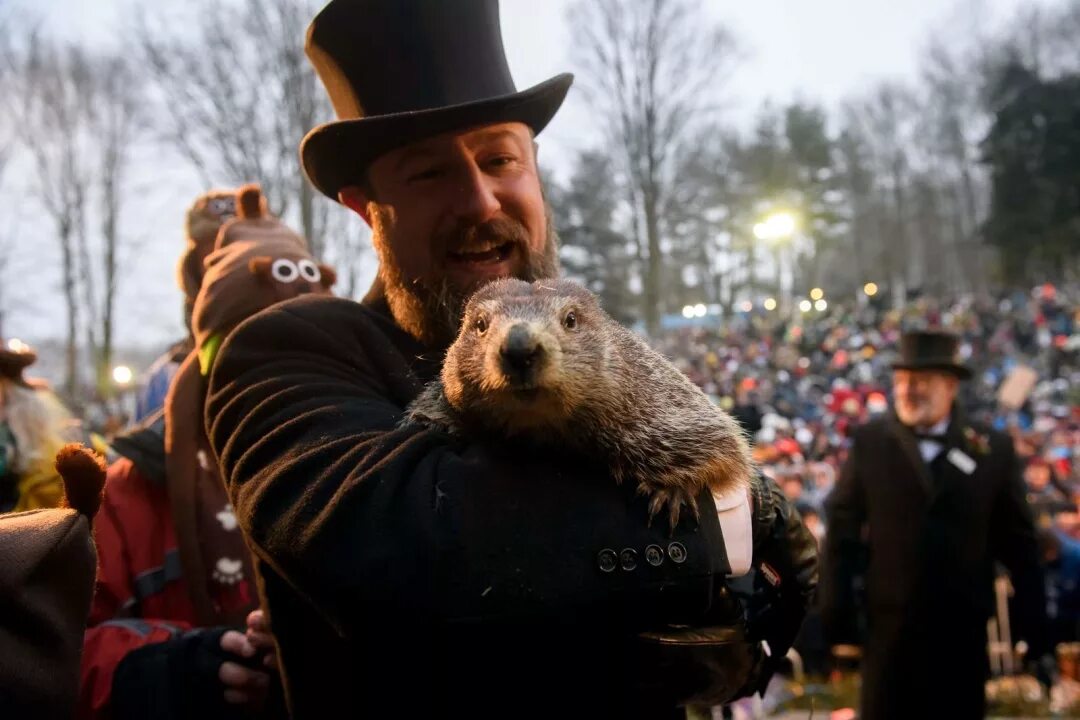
[781,477,804,501]
[892,369,959,427]
[1025,463,1051,491]
[340,122,558,347]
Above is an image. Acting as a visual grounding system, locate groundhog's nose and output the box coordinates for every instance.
[500,324,543,374]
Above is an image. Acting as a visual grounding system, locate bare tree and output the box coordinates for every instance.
[841,84,921,306]
[568,0,738,334]
[86,53,146,398]
[134,0,337,256]
[5,32,96,400]
[916,36,990,294]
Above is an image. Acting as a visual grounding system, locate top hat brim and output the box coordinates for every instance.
[300,74,573,202]
[891,360,973,380]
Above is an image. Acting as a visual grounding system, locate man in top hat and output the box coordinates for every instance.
[204,0,817,717]
[821,329,1053,719]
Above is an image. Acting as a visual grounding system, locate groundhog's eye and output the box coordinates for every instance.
[563,311,578,330]
[474,316,488,335]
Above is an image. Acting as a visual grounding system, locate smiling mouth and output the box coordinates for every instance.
[447,242,515,265]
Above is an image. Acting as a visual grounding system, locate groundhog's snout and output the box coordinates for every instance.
[499,323,545,382]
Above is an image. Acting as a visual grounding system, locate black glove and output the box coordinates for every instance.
[632,584,768,708]
[111,626,252,720]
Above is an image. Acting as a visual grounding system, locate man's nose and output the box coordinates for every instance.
[452,161,501,226]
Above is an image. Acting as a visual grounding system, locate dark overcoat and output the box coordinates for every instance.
[821,410,1047,720]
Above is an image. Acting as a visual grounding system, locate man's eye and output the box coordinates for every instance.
[487,155,515,168]
[407,167,444,183]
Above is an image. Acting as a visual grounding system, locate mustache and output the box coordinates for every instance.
[436,216,530,259]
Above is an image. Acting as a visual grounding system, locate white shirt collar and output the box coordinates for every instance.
[917,417,951,462]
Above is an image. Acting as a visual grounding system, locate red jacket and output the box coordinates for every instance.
[79,457,195,718]
[79,451,256,718]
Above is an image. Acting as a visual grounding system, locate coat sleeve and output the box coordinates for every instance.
[205,300,728,638]
[990,434,1050,658]
[821,433,867,645]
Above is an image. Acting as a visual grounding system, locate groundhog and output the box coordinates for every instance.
[406,278,755,528]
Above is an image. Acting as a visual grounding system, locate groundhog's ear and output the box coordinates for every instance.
[237,183,264,219]
[318,264,337,288]
[248,256,272,278]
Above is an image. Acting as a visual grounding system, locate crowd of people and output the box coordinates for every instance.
[653,284,1080,712]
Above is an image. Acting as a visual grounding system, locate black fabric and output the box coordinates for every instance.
[821,410,1049,720]
[204,291,775,718]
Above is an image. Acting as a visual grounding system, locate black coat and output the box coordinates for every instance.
[205,292,815,718]
[821,411,1048,720]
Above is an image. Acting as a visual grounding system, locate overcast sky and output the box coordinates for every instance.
[4,0,1050,360]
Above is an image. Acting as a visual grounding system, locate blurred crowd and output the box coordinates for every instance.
[654,283,1080,679]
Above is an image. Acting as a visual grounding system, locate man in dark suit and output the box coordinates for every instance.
[203,1,817,717]
[821,330,1052,719]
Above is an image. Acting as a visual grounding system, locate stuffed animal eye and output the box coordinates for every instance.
[563,311,577,330]
[271,259,299,283]
[474,316,488,335]
[209,198,235,217]
[298,259,321,283]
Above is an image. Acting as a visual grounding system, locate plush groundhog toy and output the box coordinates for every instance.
[165,183,336,625]
[407,278,754,528]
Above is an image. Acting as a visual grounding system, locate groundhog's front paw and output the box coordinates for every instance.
[638,482,700,532]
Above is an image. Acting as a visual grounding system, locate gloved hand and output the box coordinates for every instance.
[635,622,763,707]
[111,626,273,720]
[632,583,769,708]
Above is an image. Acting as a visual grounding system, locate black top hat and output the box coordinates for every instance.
[300,0,573,201]
[891,330,972,380]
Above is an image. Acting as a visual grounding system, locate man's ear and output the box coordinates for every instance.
[339,186,372,226]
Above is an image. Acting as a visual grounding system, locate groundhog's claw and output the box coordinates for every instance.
[642,485,701,532]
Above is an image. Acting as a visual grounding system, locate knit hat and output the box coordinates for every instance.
[177,187,244,333]
[0,444,106,719]
[164,184,336,626]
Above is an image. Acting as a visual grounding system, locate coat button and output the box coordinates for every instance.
[645,544,664,567]
[597,548,618,573]
[668,542,688,564]
[619,548,638,572]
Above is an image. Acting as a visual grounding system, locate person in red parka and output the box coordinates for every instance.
[78,185,335,720]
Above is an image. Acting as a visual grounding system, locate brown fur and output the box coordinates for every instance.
[237,183,265,219]
[407,278,755,529]
[54,443,107,519]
